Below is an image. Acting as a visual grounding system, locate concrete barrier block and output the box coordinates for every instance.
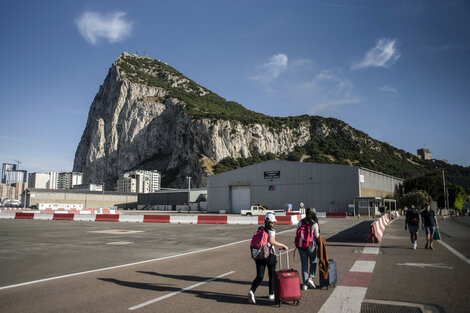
[227,216,259,225]
[276,216,294,225]
[169,215,198,224]
[0,212,16,219]
[15,212,34,219]
[35,213,54,221]
[197,216,227,224]
[53,213,74,221]
[95,214,120,222]
[119,215,143,223]
[144,215,170,223]
[74,214,96,222]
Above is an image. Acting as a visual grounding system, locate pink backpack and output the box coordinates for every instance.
[295,220,313,248]
[250,227,270,260]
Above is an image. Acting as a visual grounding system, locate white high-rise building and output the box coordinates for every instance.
[2,163,16,183]
[28,172,59,189]
[28,173,49,188]
[116,170,161,193]
[4,170,27,184]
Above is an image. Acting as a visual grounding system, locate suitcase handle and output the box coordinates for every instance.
[278,248,289,270]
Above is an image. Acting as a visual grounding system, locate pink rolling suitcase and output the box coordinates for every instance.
[274,249,301,306]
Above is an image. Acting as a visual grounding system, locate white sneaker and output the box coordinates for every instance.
[248,290,256,304]
[307,278,316,289]
[268,294,275,300]
[302,284,308,290]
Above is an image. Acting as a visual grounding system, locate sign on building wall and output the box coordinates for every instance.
[264,171,280,179]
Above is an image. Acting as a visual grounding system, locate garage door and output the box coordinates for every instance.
[231,186,250,214]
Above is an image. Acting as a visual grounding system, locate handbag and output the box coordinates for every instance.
[433,228,441,240]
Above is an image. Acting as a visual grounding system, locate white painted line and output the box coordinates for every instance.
[318,286,367,313]
[438,240,470,265]
[362,247,380,254]
[106,241,134,245]
[396,262,453,269]
[349,260,376,273]
[0,227,295,291]
[88,230,144,235]
[128,271,235,310]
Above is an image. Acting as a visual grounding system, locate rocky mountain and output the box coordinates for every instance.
[73,53,469,190]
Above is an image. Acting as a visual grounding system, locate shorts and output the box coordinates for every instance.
[407,224,418,234]
[424,226,436,236]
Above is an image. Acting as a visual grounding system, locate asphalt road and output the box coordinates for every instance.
[365,216,470,313]
[0,216,468,312]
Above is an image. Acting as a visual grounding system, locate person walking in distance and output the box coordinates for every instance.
[248,213,288,304]
[405,205,420,249]
[421,203,439,250]
[295,209,320,290]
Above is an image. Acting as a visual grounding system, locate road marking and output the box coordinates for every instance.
[362,247,379,254]
[106,241,134,245]
[438,240,470,265]
[318,286,367,313]
[349,260,376,273]
[0,227,296,291]
[128,271,235,310]
[88,230,144,234]
[396,263,453,269]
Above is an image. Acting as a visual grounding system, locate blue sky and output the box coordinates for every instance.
[0,0,469,177]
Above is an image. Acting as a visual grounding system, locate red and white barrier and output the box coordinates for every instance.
[0,212,304,225]
[368,214,391,243]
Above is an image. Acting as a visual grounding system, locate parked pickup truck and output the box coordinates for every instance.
[240,205,274,216]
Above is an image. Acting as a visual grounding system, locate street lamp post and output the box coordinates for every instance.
[186,176,191,211]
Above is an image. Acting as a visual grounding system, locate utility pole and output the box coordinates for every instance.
[102,182,105,209]
[186,176,191,211]
[442,171,448,211]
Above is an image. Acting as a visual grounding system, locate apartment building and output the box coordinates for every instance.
[58,172,83,189]
[116,170,161,193]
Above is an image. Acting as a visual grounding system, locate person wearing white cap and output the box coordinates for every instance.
[248,213,289,304]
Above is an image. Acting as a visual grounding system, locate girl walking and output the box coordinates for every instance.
[248,213,288,304]
[295,209,320,290]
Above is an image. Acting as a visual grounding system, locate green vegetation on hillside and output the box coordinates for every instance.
[117,54,309,129]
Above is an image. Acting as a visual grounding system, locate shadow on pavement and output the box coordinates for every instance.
[326,221,373,243]
[136,271,253,286]
[98,277,275,306]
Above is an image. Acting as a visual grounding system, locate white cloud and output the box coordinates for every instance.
[300,70,359,113]
[352,38,401,70]
[379,85,398,95]
[252,53,288,89]
[75,11,132,45]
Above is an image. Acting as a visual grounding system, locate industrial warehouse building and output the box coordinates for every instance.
[25,188,138,209]
[207,160,403,214]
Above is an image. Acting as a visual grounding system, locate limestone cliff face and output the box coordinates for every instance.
[73,54,312,188]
